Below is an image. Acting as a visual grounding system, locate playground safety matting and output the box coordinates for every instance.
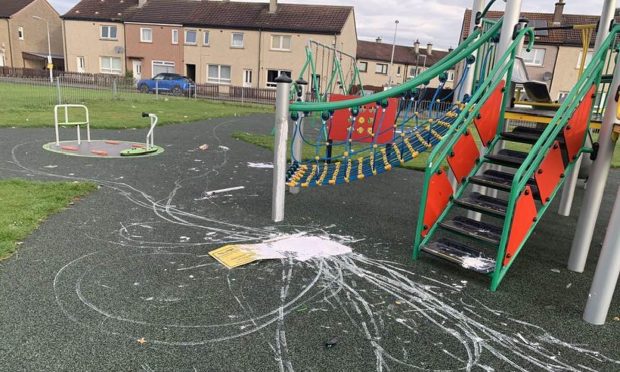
[43,140,164,158]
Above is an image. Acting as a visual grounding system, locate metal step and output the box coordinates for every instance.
[470,169,515,191]
[485,149,528,167]
[421,238,496,274]
[469,170,541,200]
[501,126,566,145]
[439,216,503,245]
[454,192,508,217]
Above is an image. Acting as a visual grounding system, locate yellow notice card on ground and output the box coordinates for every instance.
[209,244,258,269]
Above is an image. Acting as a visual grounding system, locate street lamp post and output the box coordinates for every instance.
[388,20,399,87]
[32,16,53,83]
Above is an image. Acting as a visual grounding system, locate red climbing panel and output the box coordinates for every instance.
[328,94,397,144]
[422,171,453,237]
[563,85,595,162]
[473,80,505,146]
[534,141,565,205]
[447,129,479,184]
[504,186,537,266]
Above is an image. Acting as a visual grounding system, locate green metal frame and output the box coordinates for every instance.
[293,40,364,102]
[289,20,503,113]
[413,24,620,291]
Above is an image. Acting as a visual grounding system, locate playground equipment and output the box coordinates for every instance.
[294,40,363,103]
[44,105,163,158]
[54,104,90,146]
[273,0,620,324]
[120,112,160,156]
[274,16,505,219]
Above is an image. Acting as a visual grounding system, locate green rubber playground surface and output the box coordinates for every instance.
[0,114,617,371]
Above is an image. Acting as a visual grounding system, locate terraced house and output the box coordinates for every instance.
[356,39,452,90]
[458,1,615,102]
[0,0,63,70]
[62,0,357,89]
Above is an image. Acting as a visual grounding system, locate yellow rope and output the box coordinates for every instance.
[328,161,341,185]
[392,143,404,164]
[357,157,365,179]
[301,164,317,188]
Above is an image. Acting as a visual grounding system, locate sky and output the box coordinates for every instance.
[49,0,604,49]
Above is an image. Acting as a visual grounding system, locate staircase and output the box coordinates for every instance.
[412,22,613,290]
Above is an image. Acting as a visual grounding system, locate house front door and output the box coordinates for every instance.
[243,69,252,87]
[132,60,142,81]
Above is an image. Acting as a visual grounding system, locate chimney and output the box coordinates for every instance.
[553,0,565,25]
[138,0,147,8]
[426,42,433,56]
[269,0,277,13]
[376,36,383,43]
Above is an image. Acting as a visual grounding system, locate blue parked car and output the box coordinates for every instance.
[137,73,194,95]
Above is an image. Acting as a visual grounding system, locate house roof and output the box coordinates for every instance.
[0,0,36,18]
[184,2,352,34]
[356,40,450,67]
[461,9,612,47]
[63,0,352,34]
[62,0,139,22]
[125,0,201,25]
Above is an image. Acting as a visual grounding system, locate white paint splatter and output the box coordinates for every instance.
[247,162,274,169]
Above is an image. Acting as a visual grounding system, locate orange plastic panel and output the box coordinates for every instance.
[447,130,479,184]
[504,186,537,266]
[328,94,397,144]
[473,80,505,146]
[563,85,595,162]
[422,171,453,237]
[534,141,565,205]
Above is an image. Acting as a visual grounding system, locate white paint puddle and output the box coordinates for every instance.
[247,162,274,169]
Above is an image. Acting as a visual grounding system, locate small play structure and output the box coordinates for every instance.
[270,0,620,326]
[43,105,163,158]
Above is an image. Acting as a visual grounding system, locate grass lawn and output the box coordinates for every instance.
[0,82,272,129]
[0,179,97,260]
[233,130,620,171]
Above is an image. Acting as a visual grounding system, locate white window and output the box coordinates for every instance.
[520,48,545,66]
[140,28,152,43]
[396,66,401,76]
[100,56,122,74]
[357,61,367,73]
[185,30,197,45]
[271,35,291,51]
[152,60,175,75]
[447,70,455,82]
[231,32,244,48]
[172,29,178,44]
[100,25,117,40]
[375,63,388,74]
[76,56,85,73]
[208,64,231,84]
[266,69,291,88]
[203,31,210,46]
[18,27,24,40]
[576,50,594,69]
